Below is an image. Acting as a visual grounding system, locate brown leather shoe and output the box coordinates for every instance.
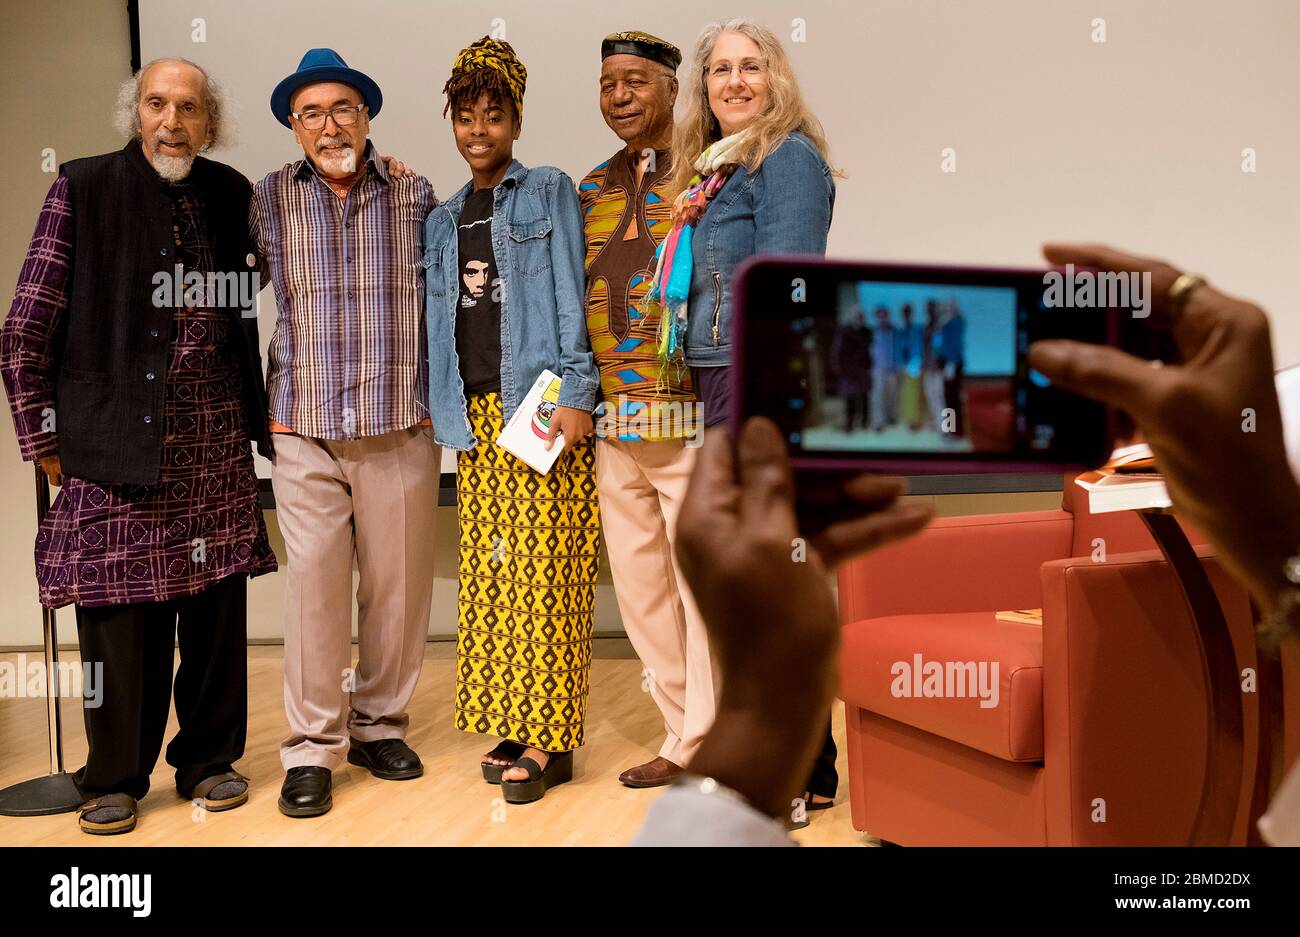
[618,756,683,789]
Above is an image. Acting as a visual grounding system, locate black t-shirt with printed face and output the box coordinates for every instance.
[455,186,502,396]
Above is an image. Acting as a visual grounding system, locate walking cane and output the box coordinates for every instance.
[0,464,83,814]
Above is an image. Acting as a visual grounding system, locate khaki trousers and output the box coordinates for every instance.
[273,425,438,770]
[596,437,717,766]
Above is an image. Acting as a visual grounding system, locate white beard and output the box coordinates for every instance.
[152,152,195,182]
[315,134,357,175]
[318,146,356,175]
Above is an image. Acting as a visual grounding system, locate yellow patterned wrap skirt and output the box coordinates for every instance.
[454,393,601,752]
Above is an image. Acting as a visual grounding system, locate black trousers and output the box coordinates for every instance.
[804,720,839,800]
[843,393,870,433]
[73,574,248,800]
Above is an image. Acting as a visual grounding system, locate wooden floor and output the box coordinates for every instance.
[0,644,875,846]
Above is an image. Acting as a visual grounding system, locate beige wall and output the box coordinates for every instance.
[137,0,1300,367]
[0,1,131,648]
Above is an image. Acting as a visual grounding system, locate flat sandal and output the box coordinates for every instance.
[77,792,138,836]
[184,771,250,812]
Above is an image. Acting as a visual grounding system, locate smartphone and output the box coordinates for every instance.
[731,256,1118,475]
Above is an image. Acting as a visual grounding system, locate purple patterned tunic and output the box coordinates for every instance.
[2,175,277,608]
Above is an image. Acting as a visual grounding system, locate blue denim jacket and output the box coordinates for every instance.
[423,160,598,450]
[685,131,835,367]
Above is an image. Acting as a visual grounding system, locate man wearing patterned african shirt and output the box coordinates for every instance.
[580,32,715,788]
[0,59,275,835]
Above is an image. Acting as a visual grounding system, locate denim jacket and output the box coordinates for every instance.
[685,131,835,368]
[424,160,598,450]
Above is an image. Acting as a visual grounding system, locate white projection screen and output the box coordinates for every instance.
[138,0,1300,483]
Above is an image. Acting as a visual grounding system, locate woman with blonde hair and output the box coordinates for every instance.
[651,17,837,421]
[647,17,840,823]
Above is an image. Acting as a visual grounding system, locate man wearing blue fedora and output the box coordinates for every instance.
[250,49,439,818]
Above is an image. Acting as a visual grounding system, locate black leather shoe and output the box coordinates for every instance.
[347,738,424,780]
[278,766,332,818]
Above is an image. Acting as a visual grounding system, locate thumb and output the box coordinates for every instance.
[735,417,798,535]
[675,425,743,585]
[544,412,560,450]
[678,425,741,548]
[1028,339,1164,419]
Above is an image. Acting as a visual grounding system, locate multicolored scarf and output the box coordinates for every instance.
[647,131,751,368]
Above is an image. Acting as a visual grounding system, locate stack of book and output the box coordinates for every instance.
[1073,442,1171,513]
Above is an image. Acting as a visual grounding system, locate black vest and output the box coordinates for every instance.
[56,141,271,485]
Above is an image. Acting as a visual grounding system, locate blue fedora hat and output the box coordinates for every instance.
[270,48,382,128]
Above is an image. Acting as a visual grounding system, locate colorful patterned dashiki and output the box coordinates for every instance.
[580,146,695,441]
[454,393,601,752]
[15,177,276,608]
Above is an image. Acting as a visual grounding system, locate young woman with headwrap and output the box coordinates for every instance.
[422,37,601,804]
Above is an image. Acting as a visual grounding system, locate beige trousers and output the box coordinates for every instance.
[272,425,439,770]
[595,437,717,766]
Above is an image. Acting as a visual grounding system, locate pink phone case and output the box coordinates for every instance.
[728,255,1116,475]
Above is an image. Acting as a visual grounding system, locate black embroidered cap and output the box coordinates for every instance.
[601,31,682,71]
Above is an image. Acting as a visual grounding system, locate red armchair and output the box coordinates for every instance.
[835,478,1260,845]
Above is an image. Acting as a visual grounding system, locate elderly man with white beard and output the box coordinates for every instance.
[0,57,277,835]
[249,49,439,818]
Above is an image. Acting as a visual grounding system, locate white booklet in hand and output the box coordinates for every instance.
[496,369,565,474]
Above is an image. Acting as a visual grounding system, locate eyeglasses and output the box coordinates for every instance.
[706,61,765,82]
[291,103,366,131]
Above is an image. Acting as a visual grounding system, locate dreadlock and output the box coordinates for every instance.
[442,68,514,118]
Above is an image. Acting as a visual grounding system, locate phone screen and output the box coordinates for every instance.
[735,258,1115,472]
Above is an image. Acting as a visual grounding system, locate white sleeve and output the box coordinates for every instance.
[630,786,796,847]
[1258,758,1300,846]
[1276,364,1300,484]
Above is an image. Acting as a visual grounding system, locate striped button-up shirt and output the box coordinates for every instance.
[250,142,434,439]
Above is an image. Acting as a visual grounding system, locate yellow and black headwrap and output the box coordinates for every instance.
[443,36,527,119]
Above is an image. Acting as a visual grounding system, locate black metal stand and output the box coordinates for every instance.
[0,465,82,816]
